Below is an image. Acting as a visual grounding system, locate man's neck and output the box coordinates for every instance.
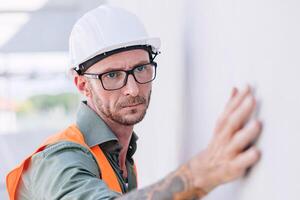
[88,101,133,177]
[102,116,133,178]
[107,119,133,151]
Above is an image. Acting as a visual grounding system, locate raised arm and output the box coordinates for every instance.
[118,86,262,200]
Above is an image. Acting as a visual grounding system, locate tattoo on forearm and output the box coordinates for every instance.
[117,165,207,200]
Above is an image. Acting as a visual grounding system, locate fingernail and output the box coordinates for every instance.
[242,85,251,93]
[231,87,238,97]
[250,120,261,129]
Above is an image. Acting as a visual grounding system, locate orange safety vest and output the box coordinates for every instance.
[6,124,137,200]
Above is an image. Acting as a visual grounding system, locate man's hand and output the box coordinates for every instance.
[186,86,262,195]
[119,86,262,200]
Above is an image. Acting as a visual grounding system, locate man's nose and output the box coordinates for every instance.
[122,75,139,96]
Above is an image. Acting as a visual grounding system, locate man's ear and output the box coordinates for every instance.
[74,75,91,97]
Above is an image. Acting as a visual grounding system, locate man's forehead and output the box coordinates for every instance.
[87,49,150,72]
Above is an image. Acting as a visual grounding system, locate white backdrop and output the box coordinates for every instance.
[184,1,300,199]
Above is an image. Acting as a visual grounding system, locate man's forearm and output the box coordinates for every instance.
[117,165,207,200]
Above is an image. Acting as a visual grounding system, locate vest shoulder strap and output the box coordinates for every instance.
[6,124,122,200]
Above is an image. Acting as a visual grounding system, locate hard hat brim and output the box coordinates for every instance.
[79,37,161,67]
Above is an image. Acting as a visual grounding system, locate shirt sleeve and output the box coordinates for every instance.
[18,141,121,200]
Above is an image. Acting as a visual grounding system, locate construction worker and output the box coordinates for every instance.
[6,5,262,200]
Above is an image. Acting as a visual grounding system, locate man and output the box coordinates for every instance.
[6,5,262,200]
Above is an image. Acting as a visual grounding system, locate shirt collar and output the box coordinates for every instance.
[76,101,138,156]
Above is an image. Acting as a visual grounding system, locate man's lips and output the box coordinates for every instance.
[118,96,147,109]
[121,103,144,108]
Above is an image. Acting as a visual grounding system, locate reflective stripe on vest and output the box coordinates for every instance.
[6,124,133,200]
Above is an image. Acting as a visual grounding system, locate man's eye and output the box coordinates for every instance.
[105,72,118,78]
[136,66,146,72]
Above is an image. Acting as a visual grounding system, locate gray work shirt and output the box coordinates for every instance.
[17,101,138,200]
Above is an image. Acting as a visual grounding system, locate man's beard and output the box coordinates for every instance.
[92,90,151,126]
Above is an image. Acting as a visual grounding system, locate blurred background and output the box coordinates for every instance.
[1,0,300,199]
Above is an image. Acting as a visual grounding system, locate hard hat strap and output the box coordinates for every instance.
[74,45,158,75]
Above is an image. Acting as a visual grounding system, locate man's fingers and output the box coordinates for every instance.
[223,87,238,112]
[229,87,238,102]
[223,85,251,117]
[222,94,256,137]
[231,146,261,175]
[215,86,251,134]
[226,120,262,155]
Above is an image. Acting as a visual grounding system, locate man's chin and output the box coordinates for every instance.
[112,110,146,126]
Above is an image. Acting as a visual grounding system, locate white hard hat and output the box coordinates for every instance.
[69,5,161,74]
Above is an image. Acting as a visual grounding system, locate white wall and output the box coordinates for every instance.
[185,1,300,199]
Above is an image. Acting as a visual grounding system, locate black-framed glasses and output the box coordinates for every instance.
[82,61,157,91]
